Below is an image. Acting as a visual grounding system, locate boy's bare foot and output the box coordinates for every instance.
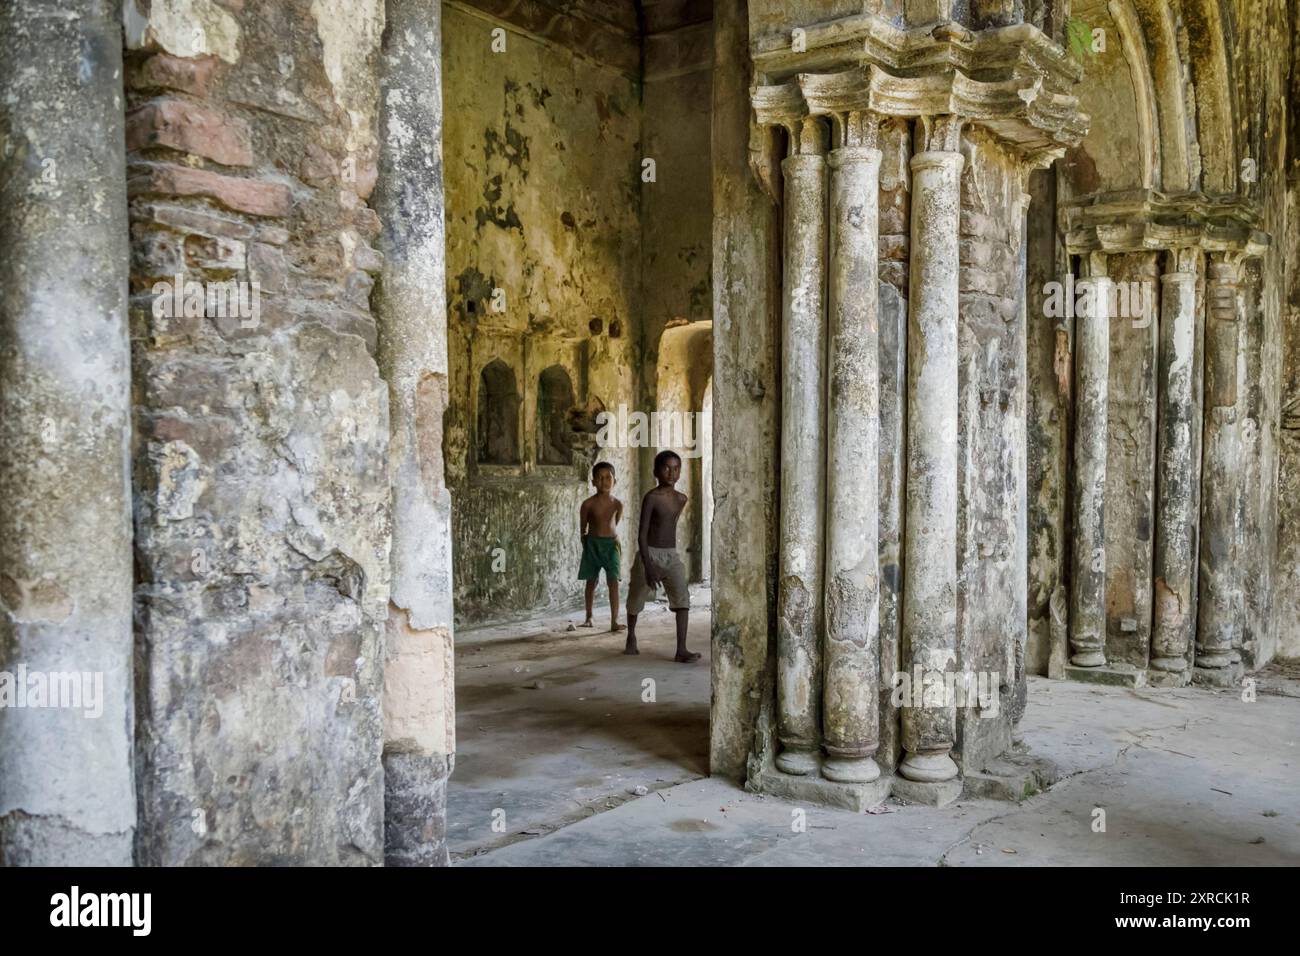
[579,619,595,628]
[674,651,701,663]
[623,641,639,655]
[610,622,625,633]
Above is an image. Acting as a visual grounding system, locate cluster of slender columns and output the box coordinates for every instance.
[773,110,970,785]
[1067,244,1254,683]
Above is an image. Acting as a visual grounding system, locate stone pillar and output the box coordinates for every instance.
[1068,253,1112,667]
[776,117,828,776]
[822,113,882,784]
[1150,248,1201,679]
[0,0,135,865]
[709,0,780,780]
[899,117,963,787]
[374,0,456,866]
[1196,252,1246,686]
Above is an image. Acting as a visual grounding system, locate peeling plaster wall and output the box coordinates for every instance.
[442,4,643,625]
[126,0,390,865]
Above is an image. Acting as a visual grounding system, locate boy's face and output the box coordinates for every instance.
[655,457,681,487]
[594,469,615,493]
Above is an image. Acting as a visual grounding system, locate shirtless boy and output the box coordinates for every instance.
[578,461,624,632]
[625,450,698,662]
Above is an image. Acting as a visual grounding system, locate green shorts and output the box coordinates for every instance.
[578,535,621,581]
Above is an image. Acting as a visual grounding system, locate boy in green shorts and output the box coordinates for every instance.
[578,461,624,632]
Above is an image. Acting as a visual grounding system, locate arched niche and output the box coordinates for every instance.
[536,364,576,465]
[477,358,521,465]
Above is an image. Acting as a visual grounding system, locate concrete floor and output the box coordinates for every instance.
[450,592,1300,866]
[449,587,712,861]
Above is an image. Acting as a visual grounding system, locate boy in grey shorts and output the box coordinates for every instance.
[624,450,698,663]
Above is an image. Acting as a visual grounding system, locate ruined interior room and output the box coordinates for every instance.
[1,0,1298,871]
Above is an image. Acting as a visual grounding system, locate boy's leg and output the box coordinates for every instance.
[581,578,596,626]
[673,608,699,663]
[607,572,623,632]
[664,551,698,662]
[623,551,649,654]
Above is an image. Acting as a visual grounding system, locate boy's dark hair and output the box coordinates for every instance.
[592,461,615,480]
[653,450,682,473]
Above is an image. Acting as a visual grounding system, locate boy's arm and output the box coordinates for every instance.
[579,498,589,539]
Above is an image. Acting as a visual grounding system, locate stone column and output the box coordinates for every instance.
[374,0,456,866]
[1068,253,1112,668]
[0,0,135,865]
[1150,248,1200,679]
[822,113,882,784]
[1196,252,1246,685]
[899,117,963,786]
[776,117,828,776]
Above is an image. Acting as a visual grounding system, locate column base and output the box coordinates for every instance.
[1148,655,1188,673]
[1064,662,1147,687]
[1069,650,1106,667]
[1192,661,1244,688]
[1146,668,1192,688]
[383,750,451,867]
[821,754,881,783]
[775,747,819,776]
[898,751,958,783]
[890,775,963,808]
[752,766,893,813]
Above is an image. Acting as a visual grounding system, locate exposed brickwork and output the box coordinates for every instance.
[125,1,390,866]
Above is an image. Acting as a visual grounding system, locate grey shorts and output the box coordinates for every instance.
[626,546,691,614]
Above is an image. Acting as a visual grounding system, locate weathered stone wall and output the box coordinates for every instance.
[1024,166,1069,677]
[710,0,780,779]
[1235,0,1291,668]
[955,129,1030,770]
[125,0,391,865]
[1279,0,1300,660]
[442,4,643,625]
